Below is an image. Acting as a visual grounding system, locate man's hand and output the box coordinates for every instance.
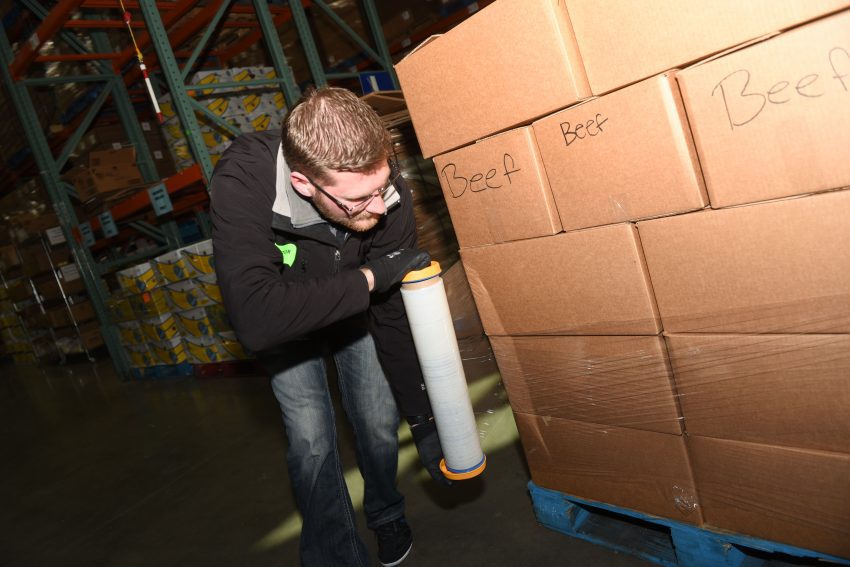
[361,249,430,294]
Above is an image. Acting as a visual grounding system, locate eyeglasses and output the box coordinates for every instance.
[304,160,401,218]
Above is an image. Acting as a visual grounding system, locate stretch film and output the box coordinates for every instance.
[401,264,485,479]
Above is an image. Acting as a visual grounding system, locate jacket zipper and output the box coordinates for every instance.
[333,249,341,274]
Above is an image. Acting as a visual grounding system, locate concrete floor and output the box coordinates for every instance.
[0,336,650,567]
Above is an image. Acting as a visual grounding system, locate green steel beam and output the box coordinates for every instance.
[60,182,77,199]
[188,98,242,137]
[128,221,167,243]
[181,0,233,82]
[92,30,159,183]
[327,72,361,80]
[362,0,399,87]
[56,82,114,172]
[312,0,383,66]
[252,0,301,105]
[22,74,110,86]
[161,221,183,249]
[288,0,326,86]
[127,220,182,249]
[97,245,171,274]
[139,0,214,183]
[0,25,132,380]
[185,77,288,92]
[195,210,212,239]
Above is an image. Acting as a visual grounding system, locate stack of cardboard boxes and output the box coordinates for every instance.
[69,120,177,181]
[0,221,102,358]
[63,147,147,203]
[397,0,850,558]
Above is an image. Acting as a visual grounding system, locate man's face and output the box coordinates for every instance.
[304,163,392,233]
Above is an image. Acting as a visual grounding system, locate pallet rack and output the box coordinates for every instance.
[0,0,486,378]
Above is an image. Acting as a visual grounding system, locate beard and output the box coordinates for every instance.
[312,195,381,233]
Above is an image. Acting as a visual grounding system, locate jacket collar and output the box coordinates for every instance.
[272,144,327,229]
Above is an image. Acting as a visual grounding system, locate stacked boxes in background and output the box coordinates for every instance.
[397,0,850,558]
[61,146,147,203]
[2,226,102,358]
[159,66,285,170]
[67,119,177,181]
[0,258,35,363]
[111,239,252,369]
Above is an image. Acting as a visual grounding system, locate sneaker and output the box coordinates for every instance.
[375,517,413,567]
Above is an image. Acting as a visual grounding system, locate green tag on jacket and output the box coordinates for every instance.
[274,243,297,267]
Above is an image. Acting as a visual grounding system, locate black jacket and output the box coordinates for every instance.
[209,130,430,415]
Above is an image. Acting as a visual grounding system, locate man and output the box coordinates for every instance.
[210,86,447,567]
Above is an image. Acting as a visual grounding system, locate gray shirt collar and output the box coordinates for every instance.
[272,144,327,229]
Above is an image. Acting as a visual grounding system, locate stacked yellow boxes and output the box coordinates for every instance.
[161,239,252,364]
[158,66,285,170]
[177,240,248,363]
[115,260,187,367]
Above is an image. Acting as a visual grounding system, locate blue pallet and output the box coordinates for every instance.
[529,482,850,567]
[130,362,194,380]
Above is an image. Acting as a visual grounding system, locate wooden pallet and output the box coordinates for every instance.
[529,482,850,567]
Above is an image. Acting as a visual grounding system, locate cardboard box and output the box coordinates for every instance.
[69,300,95,323]
[20,244,57,277]
[666,334,850,453]
[432,127,562,248]
[45,307,71,329]
[17,212,62,235]
[35,277,61,301]
[461,224,660,336]
[442,261,485,340]
[637,190,850,333]
[565,0,850,95]
[0,244,19,269]
[140,120,177,180]
[490,335,682,435]
[88,147,135,168]
[395,0,590,158]
[515,412,702,524]
[6,281,32,302]
[69,147,145,200]
[78,320,104,351]
[688,436,850,558]
[677,10,850,208]
[533,73,707,231]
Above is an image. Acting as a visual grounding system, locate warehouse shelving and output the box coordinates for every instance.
[0,0,481,379]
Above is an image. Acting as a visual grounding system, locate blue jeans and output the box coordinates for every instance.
[262,329,404,567]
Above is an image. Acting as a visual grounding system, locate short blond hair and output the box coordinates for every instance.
[281,86,391,183]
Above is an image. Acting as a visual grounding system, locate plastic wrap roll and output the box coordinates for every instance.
[401,262,486,480]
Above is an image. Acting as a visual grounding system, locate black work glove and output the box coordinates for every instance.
[407,415,452,486]
[364,248,430,294]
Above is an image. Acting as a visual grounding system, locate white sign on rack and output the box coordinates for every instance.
[78,222,95,247]
[45,226,66,245]
[60,263,81,282]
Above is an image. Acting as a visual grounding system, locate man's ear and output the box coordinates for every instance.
[290,171,314,198]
